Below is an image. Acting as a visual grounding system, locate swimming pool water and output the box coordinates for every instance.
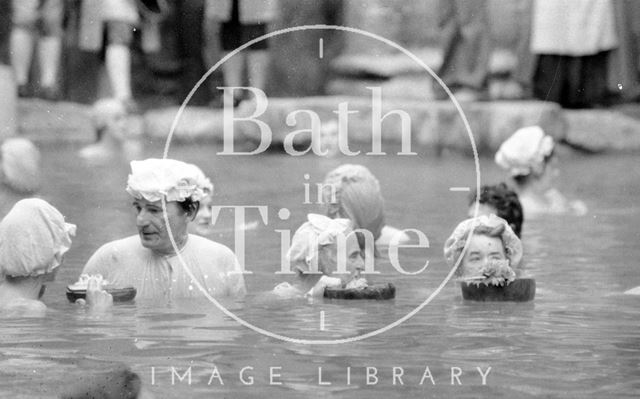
[1,143,639,398]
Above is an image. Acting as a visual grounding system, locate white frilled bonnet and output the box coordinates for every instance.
[126,159,213,202]
[495,126,555,177]
[0,198,76,277]
[287,214,353,275]
[443,214,523,272]
[1,137,41,194]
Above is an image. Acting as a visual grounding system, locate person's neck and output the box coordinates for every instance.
[0,276,44,302]
[154,233,189,256]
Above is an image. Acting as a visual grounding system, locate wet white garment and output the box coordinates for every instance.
[82,234,246,300]
[531,0,617,56]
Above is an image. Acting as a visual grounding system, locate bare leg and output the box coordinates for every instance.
[246,50,269,92]
[37,35,61,91]
[105,43,132,100]
[10,27,34,88]
[221,52,245,105]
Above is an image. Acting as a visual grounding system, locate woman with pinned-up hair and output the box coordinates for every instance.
[320,164,410,257]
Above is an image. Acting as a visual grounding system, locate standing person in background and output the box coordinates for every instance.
[9,0,64,99]
[205,0,277,107]
[78,0,140,106]
[434,0,490,102]
[530,0,618,108]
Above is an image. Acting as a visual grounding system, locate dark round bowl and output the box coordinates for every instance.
[324,283,395,300]
[66,287,137,303]
[460,278,536,302]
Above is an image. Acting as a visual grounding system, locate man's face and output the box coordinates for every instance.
[133,198,191,255]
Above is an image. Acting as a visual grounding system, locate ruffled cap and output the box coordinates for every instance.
[495,126,554,177]
[126,159,212,202]
[0,198,76,277]
[443,214,523,271]
[287,214,353,274]
[1,138,41,193]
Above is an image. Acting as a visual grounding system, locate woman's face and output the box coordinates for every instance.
[318,233,364,283]
[189,196,214,236]
[462,234,506,276]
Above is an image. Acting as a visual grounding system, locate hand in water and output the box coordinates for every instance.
[76,276,113,310]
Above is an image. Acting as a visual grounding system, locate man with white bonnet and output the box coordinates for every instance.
[81,158,246,301]
[495,126,587,216]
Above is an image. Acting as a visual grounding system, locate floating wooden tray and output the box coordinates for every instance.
[66,287,137,303]
[324,283,395,300]
[460,278,535,302]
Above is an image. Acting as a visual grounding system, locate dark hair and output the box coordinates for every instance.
[469,183,523,237]
[178,198,200,217]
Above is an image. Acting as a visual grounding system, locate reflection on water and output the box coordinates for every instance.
[0,144,639,398]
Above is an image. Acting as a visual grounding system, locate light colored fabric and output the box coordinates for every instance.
[443,214,523,270]
[206,0,278,23]
[322,164,385,241]
[126,159,213,203]
[1,137,41,194]
[287,214,352,275]
[0,198,76,277]
[92,98,126,131]
[495,126,554,177]
[79,0,139,51]
[82,234,246,299]
[531,0,617,56]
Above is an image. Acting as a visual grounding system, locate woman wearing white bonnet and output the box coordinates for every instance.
[0,198,75,316]
[0,137,41,194]
[78,97,141,162]
[495,126,587,216]
[272,214,365,298]
[79,158,246,303]
[443,214,523,284]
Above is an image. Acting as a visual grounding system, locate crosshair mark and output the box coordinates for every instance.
[320,311,326,330]
[449,187,471,192]
[319,38,324,59]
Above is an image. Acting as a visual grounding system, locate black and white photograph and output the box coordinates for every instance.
[0,0,639,397]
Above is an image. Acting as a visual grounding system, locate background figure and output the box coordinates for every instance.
[10,0,64,99]
[78,0,140,104]
[607,0,640,102]
[530,0,618,108]
[435,0,490,101]
[495,126,587,217]
[321,164,409,252]
[79,97,142,162]
[0,198,75,316]
[205,0,277,106]
[0,137,41,194]
[468,183,524,238]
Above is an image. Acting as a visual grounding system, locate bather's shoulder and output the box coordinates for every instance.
[83,235,144,272]
[187,234,237,259]
[92,235,143,256]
